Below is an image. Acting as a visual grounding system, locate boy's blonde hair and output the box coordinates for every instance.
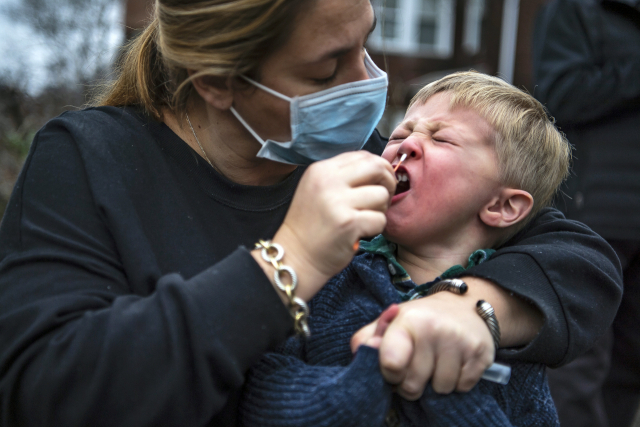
[410,71,571,231]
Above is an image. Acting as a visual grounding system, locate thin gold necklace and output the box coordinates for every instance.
[185,112,214,168]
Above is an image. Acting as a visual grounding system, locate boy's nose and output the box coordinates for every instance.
[397,137,422,161]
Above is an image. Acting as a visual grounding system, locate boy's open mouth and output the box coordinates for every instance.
[394,166,411,195]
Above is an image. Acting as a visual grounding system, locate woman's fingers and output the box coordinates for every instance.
[348,185,392,212]
[352,210,387,240]
[339,152,396,196]
[267,151,396,302]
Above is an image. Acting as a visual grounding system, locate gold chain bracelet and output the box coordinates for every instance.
[255,240,310,337]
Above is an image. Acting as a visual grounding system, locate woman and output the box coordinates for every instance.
[0,0,621,426]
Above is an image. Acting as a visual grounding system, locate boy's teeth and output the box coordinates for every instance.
[396,172,408,182]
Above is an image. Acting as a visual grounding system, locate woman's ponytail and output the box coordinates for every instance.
[93,16,170,120]
[92,0,314,121]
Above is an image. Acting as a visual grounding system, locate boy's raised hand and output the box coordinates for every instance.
[362,304,400,349]
[352,290,495,400]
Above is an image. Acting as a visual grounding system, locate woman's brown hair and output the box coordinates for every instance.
[93,0,315,120]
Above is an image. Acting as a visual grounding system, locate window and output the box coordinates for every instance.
[462,0,485,55]
[378,0,401,41]
[368,0,456,57]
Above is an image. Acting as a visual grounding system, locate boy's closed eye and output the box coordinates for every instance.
[388,133,406,144]
[432,135,455,145]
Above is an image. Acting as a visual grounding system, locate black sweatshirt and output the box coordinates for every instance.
[0,107,623,427]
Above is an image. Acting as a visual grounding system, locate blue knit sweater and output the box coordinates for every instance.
[239,251,559,427]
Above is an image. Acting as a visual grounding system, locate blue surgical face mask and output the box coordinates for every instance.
[229,51,388,165]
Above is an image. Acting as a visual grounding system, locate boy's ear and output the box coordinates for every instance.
[189,71,234,110]
[479,188,534,228]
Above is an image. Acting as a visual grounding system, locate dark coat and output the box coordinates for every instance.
[533,0,640,240]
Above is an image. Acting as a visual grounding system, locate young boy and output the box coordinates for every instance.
[239,71,570,427]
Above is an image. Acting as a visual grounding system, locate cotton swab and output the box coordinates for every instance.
[353,154,409,252]
[394,153,408,173]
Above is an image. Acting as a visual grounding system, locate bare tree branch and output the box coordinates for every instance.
[3,0,124,89]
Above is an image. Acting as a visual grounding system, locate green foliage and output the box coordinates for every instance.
[2,129,35,160]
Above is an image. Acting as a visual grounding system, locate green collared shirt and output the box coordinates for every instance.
[358,235,495,301]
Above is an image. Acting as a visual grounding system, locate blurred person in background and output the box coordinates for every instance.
[533,1,640,426]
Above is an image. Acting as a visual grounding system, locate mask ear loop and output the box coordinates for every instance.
[240,75,293,103]
[230,76,294,146]
[229,107,269,146]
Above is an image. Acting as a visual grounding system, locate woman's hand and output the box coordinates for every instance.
[253,151,396,302]
[350,277,543,399]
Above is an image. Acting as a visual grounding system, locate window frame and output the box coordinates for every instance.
[367,0,457,58]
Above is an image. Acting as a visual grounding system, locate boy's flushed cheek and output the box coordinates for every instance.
[381,147,397,163]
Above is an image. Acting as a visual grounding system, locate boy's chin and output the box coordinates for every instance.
[382,225,425,250]
[381,229,403,246]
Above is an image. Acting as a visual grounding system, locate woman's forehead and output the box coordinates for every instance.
[277,0,374,63]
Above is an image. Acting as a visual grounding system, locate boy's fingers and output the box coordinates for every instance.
[431,350,463,394]
[363,336,383,349]
[351,322,377,353]
[375,304,400,337]
[378,325,414,385]
[456,358,488,392]
[351,304,400,353]
[395,347,435,401]
[456,347,494,392]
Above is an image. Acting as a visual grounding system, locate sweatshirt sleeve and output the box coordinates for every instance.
[400,386,515,426]
[461,207,623,367]
[399,363,558,427]
[532,0,640,125]
[239,346,392,427]
[0,123,293,426]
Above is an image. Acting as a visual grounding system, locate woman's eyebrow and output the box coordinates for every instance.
[315,16,377,62]
[318,47,351,61]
